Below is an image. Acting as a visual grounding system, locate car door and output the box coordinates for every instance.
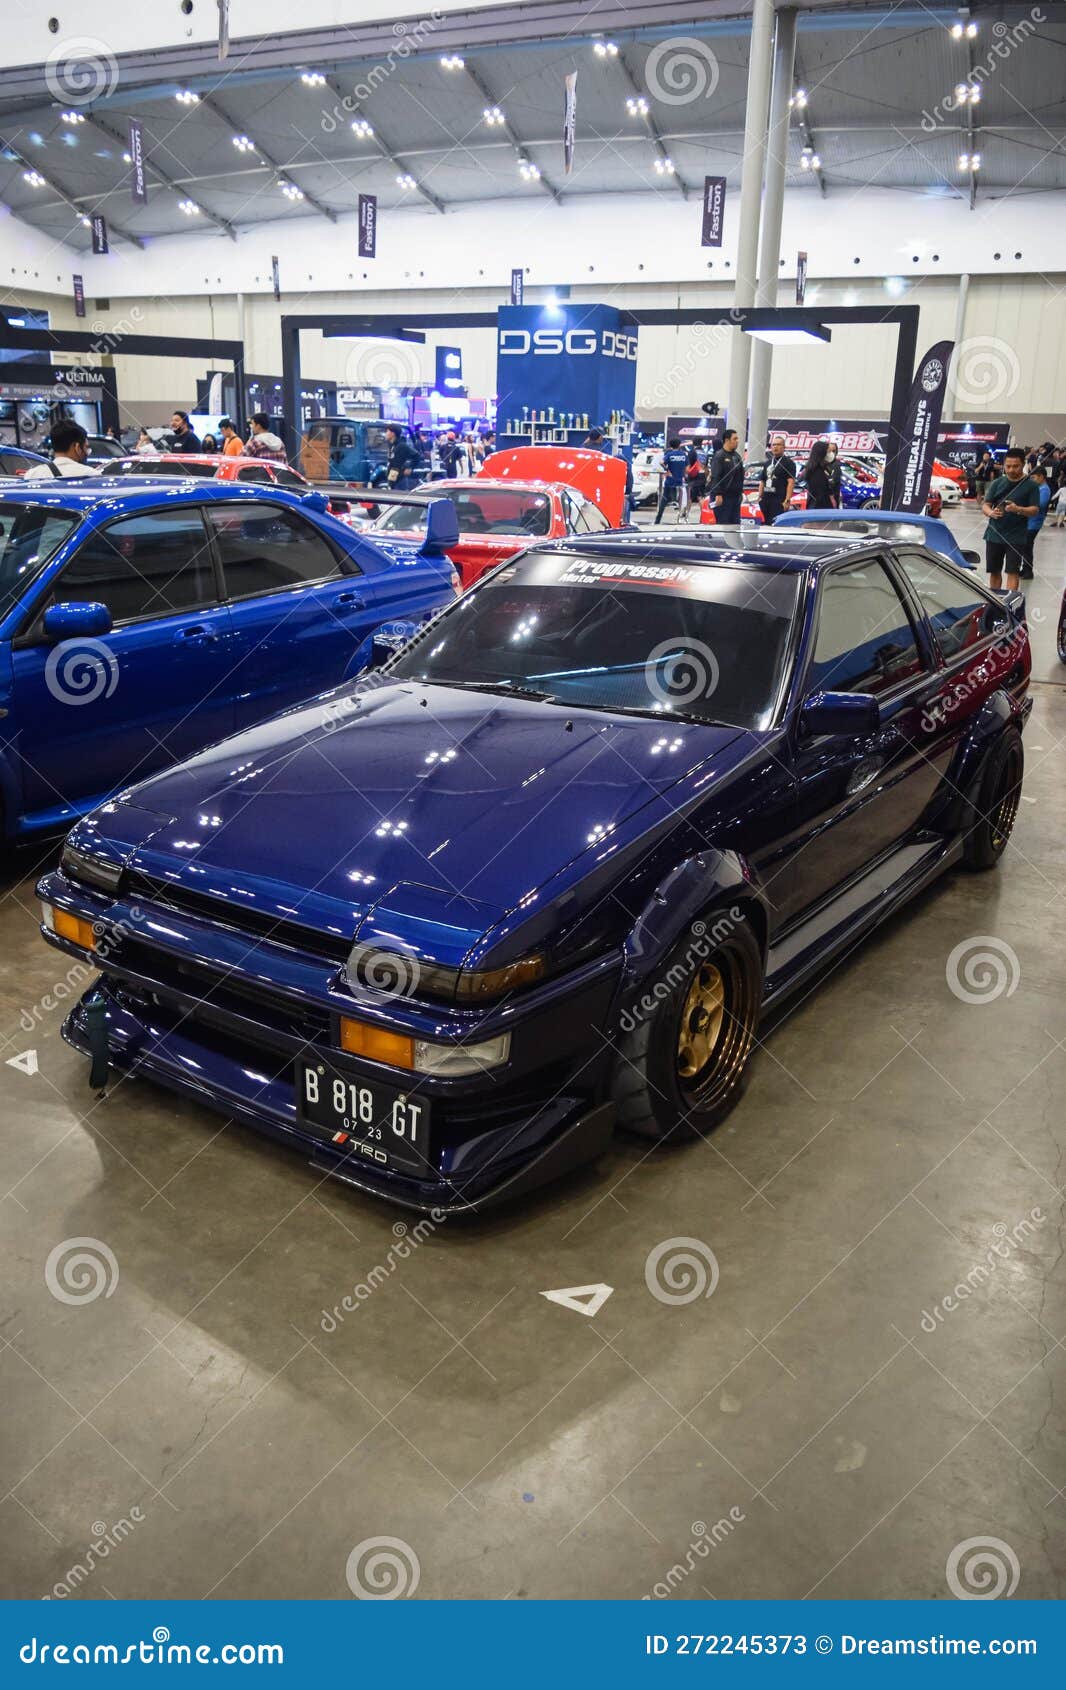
[780,554,943,921]
[207,498,376,727]
[10,502,234,819]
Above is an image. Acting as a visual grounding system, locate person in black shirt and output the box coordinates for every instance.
[385,425,419,489]
[803,438,837,510]
[982,448,1039,591]
[706,428,744,524]
[759,436,796,524]
[170,410,202,453]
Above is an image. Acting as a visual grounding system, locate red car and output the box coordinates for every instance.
[366,446,628,588]
[699,468,809,525]
[108,452,311,491]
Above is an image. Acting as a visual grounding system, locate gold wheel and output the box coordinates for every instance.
[677,963,726,1081]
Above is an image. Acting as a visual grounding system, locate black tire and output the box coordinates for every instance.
[612,915,763,1143]
[962,728,1024,871]
[1057,598,1066,665]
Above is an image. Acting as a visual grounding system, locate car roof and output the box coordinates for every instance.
[118,452,293,470]
[776,508,943,529]
[537,526,871,571]
[0,478,316,512]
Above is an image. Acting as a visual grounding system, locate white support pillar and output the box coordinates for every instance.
[748,7,799,463]
[725,0,775,454]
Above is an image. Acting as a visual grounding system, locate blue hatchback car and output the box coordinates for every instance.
[774,508,980,571]
[38,527,1030,1213]
[0,478,458,840]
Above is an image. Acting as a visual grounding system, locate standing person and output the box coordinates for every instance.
[803,439,837,509]
[244,412,287,462]
[169,410,202,453]
[201,432,218,453]
[384,424,419,489]
[135,428,155,454]
[974,450,995,502]
[826,441,842,508]
[680,441,704,520]
[24,419,102,479]
[438,429,460,478]
[583,426,605,450]
[1021,466,1050,580]
[706,428,744,525]
[982,448,1040,592]
[218,418,243,457]
[654,436,689,524]
[759,436,796,525]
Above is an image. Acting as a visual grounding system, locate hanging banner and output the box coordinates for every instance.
[796,251,808,304]
[91,215,109,254]
[72,274,86,319]
[893,340,955,513]
[563,72,577,176]
[700,176,726,248]
[510,267,524,306]
[271,255,281,301]
[128,118,148,205]
[358,193,377,259]
[218,0,231,59]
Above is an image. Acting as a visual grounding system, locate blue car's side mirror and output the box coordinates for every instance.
[301,489,329,513]
[42,601,113,643]
[801,690,879,738]
[419,497,460,558]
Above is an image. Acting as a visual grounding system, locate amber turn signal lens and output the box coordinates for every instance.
[52,908,97,950]
[339,1017,414,1070]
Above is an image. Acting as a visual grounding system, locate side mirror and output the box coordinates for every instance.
[42,601,113,643]
[301,488,329,512]
[419,497,460,558]
[801,690,879,738]
[961,549,981,569]
[369,621,419,668]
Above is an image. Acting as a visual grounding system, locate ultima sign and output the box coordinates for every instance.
[495,304,638,434]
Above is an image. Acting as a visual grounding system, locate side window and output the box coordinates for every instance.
[562,490,588,533]
[53,506,215,624]
[809,559,924,697]
[234,465,275,485]
[208,501,342,598]
[273,468,307,489]
[895,549,1005,659]
[581,496,609,533]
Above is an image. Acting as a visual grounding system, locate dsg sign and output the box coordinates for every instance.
[495,304,639,434]
[499,328,637,361]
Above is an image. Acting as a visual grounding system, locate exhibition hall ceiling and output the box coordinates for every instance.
[0,2,1063,250]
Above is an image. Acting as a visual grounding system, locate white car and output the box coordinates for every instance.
[929,473,961,506]
[631,448,661,507]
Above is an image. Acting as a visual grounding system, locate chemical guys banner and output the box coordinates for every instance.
[893,340,954,512]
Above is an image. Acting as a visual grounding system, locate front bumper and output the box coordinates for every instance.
[40,873,622,1213]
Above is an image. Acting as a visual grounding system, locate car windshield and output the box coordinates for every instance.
[375,487,551,538]
[0,502,81,619]
[112,458,218,478]
[389,548,801,730]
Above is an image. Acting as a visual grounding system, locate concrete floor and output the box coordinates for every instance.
[1,504,1063,1602]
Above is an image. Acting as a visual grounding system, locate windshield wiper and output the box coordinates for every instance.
[456,681,558,702]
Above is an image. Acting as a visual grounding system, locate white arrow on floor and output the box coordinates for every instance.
[540,1283,614,1318]
[6,1050,38,1077]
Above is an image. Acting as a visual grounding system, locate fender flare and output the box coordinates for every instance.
[618,850,767,1003]
[930,690,1017,836]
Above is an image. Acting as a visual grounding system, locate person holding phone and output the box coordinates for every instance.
[982,448,1040,592]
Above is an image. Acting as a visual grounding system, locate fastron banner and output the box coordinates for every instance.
[892,340,955,512]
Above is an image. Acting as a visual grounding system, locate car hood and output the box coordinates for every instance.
[102,684,745,965]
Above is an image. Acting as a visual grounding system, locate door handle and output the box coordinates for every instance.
[335,591,366,610]
[176,624,218,644]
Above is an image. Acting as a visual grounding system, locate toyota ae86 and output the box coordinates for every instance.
[39,528,1030,1213]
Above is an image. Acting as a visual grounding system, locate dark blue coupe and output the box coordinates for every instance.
[38,527,1030,1212]
[0,478,458,840]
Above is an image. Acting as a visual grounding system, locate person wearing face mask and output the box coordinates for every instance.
[826,441,841,508]
[802,439,837,510]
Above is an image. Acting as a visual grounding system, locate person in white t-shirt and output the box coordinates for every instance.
[23,420,102,479]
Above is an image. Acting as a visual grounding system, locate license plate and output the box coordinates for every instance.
[295,1059,431,1175]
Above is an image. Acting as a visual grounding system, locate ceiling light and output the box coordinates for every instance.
[966,19,978,36]
[122,151,132,163]
[626,95,649,116]
[279,179,304,200]
[790,89,807,108]
[958,151,980,171]
[22,170,46,188]
[745,325,832,347]
[653,157,675,175]
[518,159,541,181]
[300,72,326,87]
[80,215,91,227]
[60,111,86,125]
[351,119,374,138]
[178,198,200,215]
[175,90,199,105]
[483,105,505,127]
[440,54,465,70]
[233,134,255,153]
[396,173,416,190]
[594,41,619,58]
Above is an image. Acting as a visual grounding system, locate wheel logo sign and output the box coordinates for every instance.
[921,359,943,392]
[345,1536,420,1598]
[946,1536,1020,1599]
[45,639,119,707]
[645,38,721,106]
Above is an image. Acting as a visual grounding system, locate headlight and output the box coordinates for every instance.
[345,943,545,1003]
[60,844,123,894]
[339,1016,510,1075]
